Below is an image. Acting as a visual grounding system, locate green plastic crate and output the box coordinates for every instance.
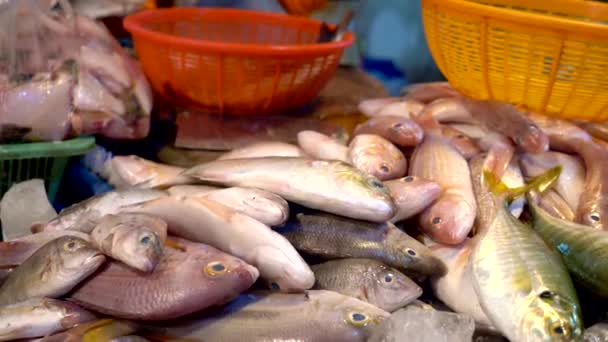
[0,136,96,203]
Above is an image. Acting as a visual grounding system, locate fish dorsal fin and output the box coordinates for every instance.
[483,165,562,202]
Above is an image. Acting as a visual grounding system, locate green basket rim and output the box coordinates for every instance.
[0,136,96,160]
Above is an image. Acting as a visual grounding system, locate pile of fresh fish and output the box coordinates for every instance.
[0,1,152,141]
[3,82,608,341]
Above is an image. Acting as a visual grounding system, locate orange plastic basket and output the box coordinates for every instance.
[422,0,608,121]
[124,8,354,116]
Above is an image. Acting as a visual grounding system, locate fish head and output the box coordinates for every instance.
[515,124,549,154]
[201,253,260,289]
[312,290,390,339]
[335,165,395,219]
[116,227,164,273]
[55,236,106,276]
[517,290,583,342]
[370,265,422,312]
[253,245,314,292]
[419,196,475,245]
[386,223,447,277]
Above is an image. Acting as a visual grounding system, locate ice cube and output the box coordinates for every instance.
[0,179,57,240]
[368,305,475,342]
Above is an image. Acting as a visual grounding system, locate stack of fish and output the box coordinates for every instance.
[2,82,608,341]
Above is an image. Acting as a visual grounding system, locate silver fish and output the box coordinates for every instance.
[384,176,441,223]
[104,155,194,189]
[0,236,105,305]
[32,189,167,233]
[0,298,96,341]
[146,290,390,342]
[311,258,422,312]
[122,195,313,291]
[183,157,395,222]
[90,214,166,272]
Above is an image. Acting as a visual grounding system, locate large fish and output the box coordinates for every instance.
[470,169,583,341]
[384,176,441,223]
[90,214,166,272]
[529,200,608,298]
[144,290,390,342]
[353,116,424,147]
[0,230,91,268]
[104,155,195,189]
[32,189,167,233]
[311,258,421,312]
[0,298,96,341]
[520,151,585,211]
[297,130,349,163]
[183,157,395,222]
[410,130,476,245]
[0,236,105,305]
[277,213,446,277]
[69,237,259,320]
[122,196,313,291]
[348,134,407,181]
[217,142,306,160]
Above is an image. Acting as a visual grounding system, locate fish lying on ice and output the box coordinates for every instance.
[69,237,259,320]
[311,258,422,312]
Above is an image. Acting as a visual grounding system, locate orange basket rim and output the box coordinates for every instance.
[123,7,355,56]
[423,0,608,36]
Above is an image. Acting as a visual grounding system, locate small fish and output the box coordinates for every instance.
[463,99,549,154]
[353,116,424,147]
[69,237,259,320]
[311,258,422,312]
[583,322,608,342]
[104,155,195,189]
[183,157,395,222]
[90,214,166,272]
[0,230,91,268]
[536,190,576,221]
[470,168,583,341]
[297,130,349,163]
[199,187,290,226]
[0,298,96,341]
[167,185,221,197]
[384,176,441,223]
[277,213,446,277]
[0,236,105,305]
[348,134,407,181]
[529,201,608,298]
[410,131,476,245]
[438,125,481,159]
[40,319,139,342]
[527,112,592,153]
[358,98,424,118]
[424,237,493,327]
[401,81,461,103]
[32,189,167,233]
[520,151,585,211]
[143,290,390,342]
[122,196,313,291]
[217,142,306,160]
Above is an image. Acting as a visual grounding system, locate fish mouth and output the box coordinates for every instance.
[85,253,106,267]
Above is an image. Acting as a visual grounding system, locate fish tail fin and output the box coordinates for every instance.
[483,165,562,201]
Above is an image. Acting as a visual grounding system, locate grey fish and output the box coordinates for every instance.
[69,237,259,320]
[90,214,166,272]
[0,236,105,305]
[0,298,96,341]
[277,213,446,277]
[183,157,395,222]
[584,322,608,342]
[311,258,422,312]
[0,230,91,268]
[32,189,167,233]
[145,290,390,342]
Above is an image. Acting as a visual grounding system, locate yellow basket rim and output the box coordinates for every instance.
[422,0,608,37]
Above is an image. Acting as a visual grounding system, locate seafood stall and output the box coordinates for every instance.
[1,0,608,341]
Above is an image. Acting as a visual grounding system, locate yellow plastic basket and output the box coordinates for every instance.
[422,0,608,121]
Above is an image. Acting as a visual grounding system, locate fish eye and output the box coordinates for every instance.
[588,213,601,222]
[432,217,442,225]
[405,248,417,257]
[384,273,394,283]
[370,179,384,188]
[64,240,78,251]
[393,123,403,129]
[346,312,371,327]
[403,176,414,183]
[140,235,152,245]
[379,165,390,173]
[552,324,566,336]
[204,261,227,277]
[539,290,554,299]
[270,282,280,290]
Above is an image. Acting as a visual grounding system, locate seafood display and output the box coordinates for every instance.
[4,81,608,342]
